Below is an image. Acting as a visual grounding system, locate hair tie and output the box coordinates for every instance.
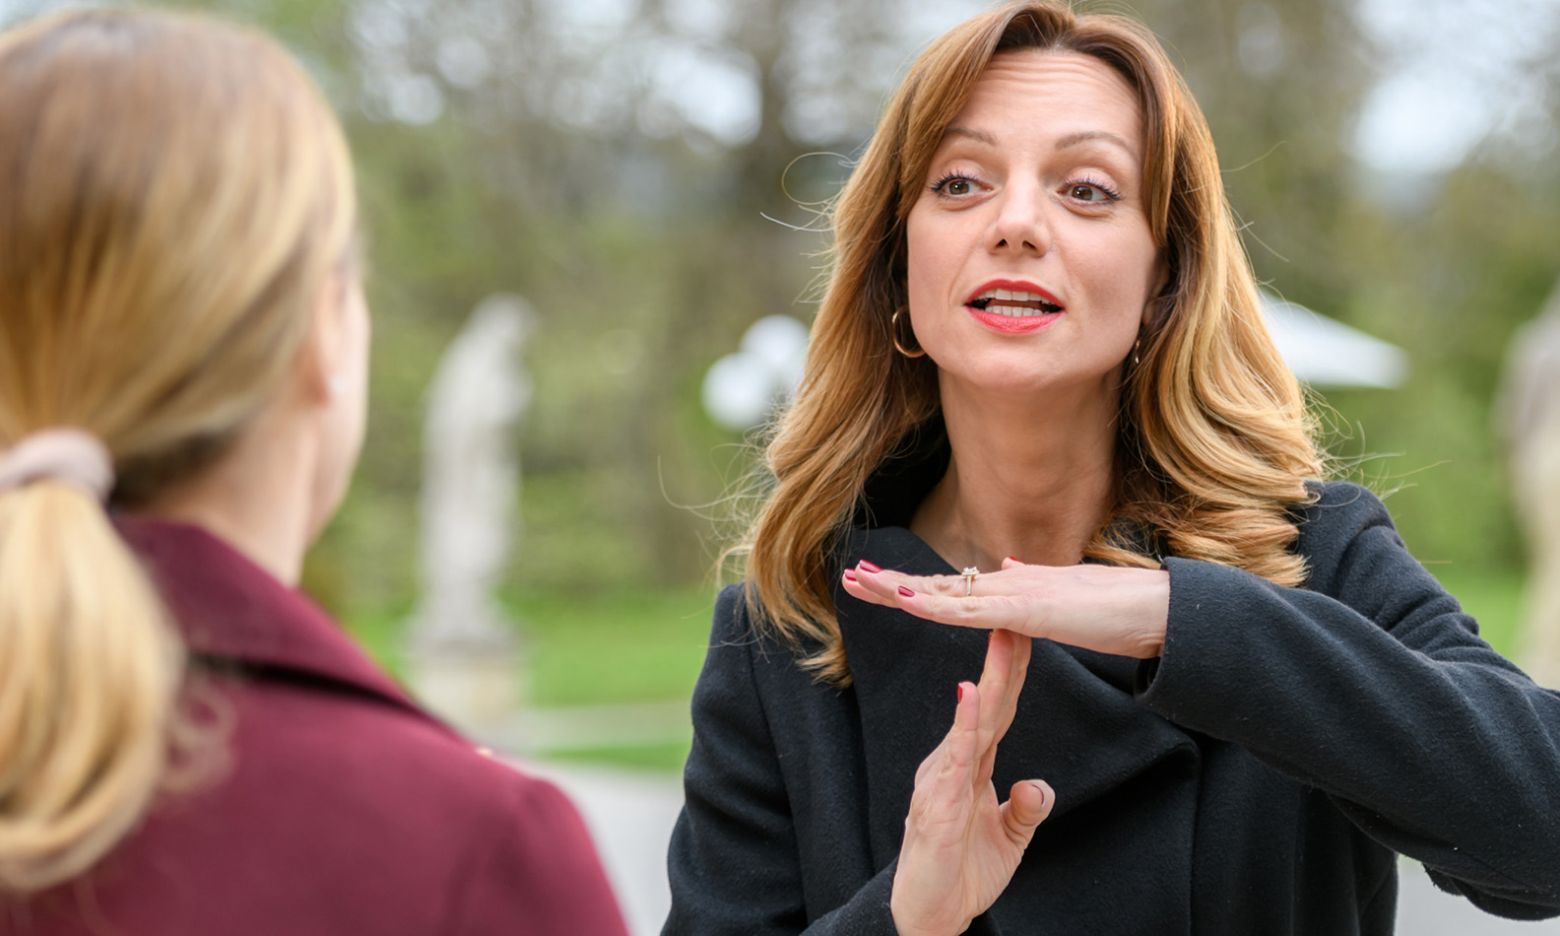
[0,428,116,502]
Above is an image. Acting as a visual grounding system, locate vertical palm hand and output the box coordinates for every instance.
[890,629,1055,936]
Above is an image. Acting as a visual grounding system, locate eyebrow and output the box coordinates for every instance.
[943,125,999,147]
[941,125,1138,160]
[1055,129,1138,159]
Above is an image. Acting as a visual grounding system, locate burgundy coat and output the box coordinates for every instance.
[2,518,628,936]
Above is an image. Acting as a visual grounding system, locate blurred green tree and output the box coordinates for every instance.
[4,0,1554,629]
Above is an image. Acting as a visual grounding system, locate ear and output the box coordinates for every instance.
[297,273,352,407]
[1142,254,1173,331]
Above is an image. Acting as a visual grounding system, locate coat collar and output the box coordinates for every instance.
[837,524,1198,869]
[115,515,422,717]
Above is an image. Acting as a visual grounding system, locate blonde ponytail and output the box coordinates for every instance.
[0,7,357,892]
[0,482,181,892]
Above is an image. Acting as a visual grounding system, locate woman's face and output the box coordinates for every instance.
[905,50,1159,398]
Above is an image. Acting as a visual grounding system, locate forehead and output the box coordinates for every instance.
[948,49,1143,151]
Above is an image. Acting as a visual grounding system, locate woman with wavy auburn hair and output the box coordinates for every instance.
[664,3,1560,933]
[0,9,626,934]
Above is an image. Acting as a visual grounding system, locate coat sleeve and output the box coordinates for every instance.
[444,773,630,936]
[663,585,900,935]
[1135,481,1560,919]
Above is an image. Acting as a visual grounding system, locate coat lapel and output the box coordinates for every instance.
[115,516,428,722]
[837,525,1199,870]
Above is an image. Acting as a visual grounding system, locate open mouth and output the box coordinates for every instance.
[966,286,1065,317]
[963,281,1065,335]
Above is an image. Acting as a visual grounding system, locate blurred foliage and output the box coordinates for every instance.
[342,585,715,706]
[3,0,1556,635]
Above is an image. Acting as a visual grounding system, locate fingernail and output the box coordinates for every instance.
[957,683,965,702]
[842,569,858,583]
[1006,555,1019,563]
[1029,781,1047,807]
[859,560,881,574]
[897,585,915,598]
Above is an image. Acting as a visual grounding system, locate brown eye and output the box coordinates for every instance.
[931,173,980,197]
[1065,178,1121,203]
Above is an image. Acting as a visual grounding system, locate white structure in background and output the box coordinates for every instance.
[1498,281,1560,689]
[1259,293,1408,389]
[408,294,534,730]
[701,314,810,430]
[702,298,1407,431]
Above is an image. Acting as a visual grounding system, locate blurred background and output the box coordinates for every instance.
[1,0,1556,768]
[3,0,1557,930]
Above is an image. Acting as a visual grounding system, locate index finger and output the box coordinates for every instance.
[929,680,982,792]
[851,563,1004,601]
[975,629,1015,744]
[893,589,1043,639]
[977,629,1032,783]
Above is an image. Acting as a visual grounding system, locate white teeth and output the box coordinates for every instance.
[974,288,1056,305]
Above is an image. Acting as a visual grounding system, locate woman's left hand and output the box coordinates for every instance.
[843,557,1171,659]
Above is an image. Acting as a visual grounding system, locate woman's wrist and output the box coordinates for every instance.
[1134,567,1171,658]
[889,895,962,936]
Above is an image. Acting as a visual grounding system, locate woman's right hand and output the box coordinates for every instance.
[889,629,1055,936]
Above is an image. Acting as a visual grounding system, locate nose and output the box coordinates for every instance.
[988,181,1049,256]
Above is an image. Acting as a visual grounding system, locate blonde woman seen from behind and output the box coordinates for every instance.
[0,10,627,935]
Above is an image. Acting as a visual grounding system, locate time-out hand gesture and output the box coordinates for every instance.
[887,628,1056,936]
[845,557,1171,660]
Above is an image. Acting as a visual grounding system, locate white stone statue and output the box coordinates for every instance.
[408,294,533,725]
[1499,280,1560,688]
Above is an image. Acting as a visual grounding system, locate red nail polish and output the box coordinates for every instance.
[897,585,915,598]
[842,569,858,582]
[859,560,882,573]
[957,684,964,702]
[1006,555,1019,563]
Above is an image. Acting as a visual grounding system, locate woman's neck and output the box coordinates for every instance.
[910,376,1119,571]
[130,403,318,587]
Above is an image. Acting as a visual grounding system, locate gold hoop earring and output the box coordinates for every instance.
[891,308,925,359]
[1132,337,1142,367]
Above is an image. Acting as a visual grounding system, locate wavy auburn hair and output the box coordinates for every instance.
[0,10,356,892]
[736,1,1323,684]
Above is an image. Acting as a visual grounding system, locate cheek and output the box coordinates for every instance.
[905,207,963,330]
[1078,226,1158,331]
[905,211,934,298]
[348,293,372,381]
[340,293,372,437]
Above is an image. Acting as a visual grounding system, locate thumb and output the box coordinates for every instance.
[1000,556,1025,571]
[999,780,1055,847]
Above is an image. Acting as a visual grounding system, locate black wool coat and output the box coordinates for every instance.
[662,481,1560,935]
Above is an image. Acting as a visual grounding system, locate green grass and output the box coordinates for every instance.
[512,587,716,707]
[1424,566,1527,658]
[342,586,718,707]
[342,588,715,773]
[540,740,694,773]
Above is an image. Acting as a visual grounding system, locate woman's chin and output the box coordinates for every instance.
[931,356,1120,403]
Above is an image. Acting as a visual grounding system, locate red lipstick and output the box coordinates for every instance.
[963,279,1065,335]
[963,279,1066,309]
